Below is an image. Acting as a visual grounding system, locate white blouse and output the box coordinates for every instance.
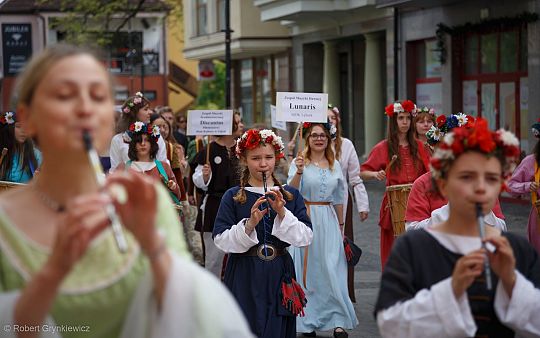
[377,229,540,338]
[338,137,369,216]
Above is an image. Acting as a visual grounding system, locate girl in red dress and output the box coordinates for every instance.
[360,100,430,267]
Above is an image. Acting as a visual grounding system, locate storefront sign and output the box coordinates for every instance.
[270,105,287,131]
[2,23,32,76]
[198,60,215,81]
[186,110,233,136]
[276,92,328,122]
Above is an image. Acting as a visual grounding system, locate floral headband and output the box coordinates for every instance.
[430,117,520,180]
[328,104,340,116]
[426,113,475,146]
[412,106,436,118]
[122,92,150,115]
[0,111,15,125]
[302,121,337,140]
[127,121,160,142]
[532,119,540,139]
[235,129,285,159]
[384,100,415,117]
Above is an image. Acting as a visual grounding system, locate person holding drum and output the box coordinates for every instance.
[288,122,358,338]
[0,111,41,183]
[375,118,540,338]
[507,120,540,253]
[406,113,506,231]
[360,100,430,267]
[327,104,369,303]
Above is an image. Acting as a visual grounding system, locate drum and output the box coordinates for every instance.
[0,181,24,192]
[386,183,413,237]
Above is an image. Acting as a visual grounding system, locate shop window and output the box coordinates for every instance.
[465,35,478,75]
[407,39,442,113]
[480,33,497,73]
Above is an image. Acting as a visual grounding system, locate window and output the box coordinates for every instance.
[407,39,442,113]
[217,0,226,32]
[195,0,207,36]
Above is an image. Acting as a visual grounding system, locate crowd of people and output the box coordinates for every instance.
[0,43,540,338]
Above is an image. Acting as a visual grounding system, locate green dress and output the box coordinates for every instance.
[0,185,188,338]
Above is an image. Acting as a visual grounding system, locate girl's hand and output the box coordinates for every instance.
[245,196,268,234]
[45,194,110,277]
[359,211,368,222]
[530,182,539,192]
[202,164,211,182]
[287,140,295,153]
[485,235,516,295]
[374,170,386,181]
[451,249,485,298]
[188,195,196,206]
[295,156,304,173]
[167,180,177,190]
[106,171,161,254]
[266,188,286,218]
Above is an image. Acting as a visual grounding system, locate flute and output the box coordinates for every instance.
[261,171,271,213]
[83,131,128,253]
[476,203,492,290]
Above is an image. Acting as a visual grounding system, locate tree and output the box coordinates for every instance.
[39,0,182,47]
[191,61,226,110]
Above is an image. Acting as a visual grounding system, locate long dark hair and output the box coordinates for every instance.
[0,123,39,180]
[534,139,540,167]
[150,113,177,144]
[387,113,421,172]
[127,133,159,161]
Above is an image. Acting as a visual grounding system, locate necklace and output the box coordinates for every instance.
[33,183,66,213]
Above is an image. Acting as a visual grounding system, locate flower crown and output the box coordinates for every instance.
[302,121,337,140]
[384,100,415,117]
[328,104,340,115]
[412,106,436,118]
[426,113,475,146]
[235,129,285,159]
[430,117,520,180]
[0,111,15,125]
[127,121,160,142]
[532,118,540,139]
[122,92,149,115]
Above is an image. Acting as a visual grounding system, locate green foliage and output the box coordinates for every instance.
[38,0,182,47]
[191,61,226,110]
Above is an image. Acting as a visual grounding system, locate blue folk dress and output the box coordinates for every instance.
[288,161,358,333]
[213,185,312,338]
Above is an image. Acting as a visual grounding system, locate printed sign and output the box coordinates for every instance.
[276,92,328,123]
[2,23,32,76]
[198,60,215,81]
[187,110,233,136]
[270,105,287,131]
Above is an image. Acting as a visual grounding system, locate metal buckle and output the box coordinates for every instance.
[257,244,277,261]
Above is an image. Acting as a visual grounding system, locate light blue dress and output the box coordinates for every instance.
[287,160,358,333]
[5,149,42,183]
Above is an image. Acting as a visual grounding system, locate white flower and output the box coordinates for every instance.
[497,129,519,147]
[151,125,161,138]
[443,133,454,146]
[135,91,143,97]
[426,126,441,141]
[274,135,284,151]
[259,129,273,140]
[455,113,468,127]
[393,103,404,113]
[329,123,337,136]
[434,148,454,160]
[134,121,144,132]
[4,112,14,124]
[533,128,540,138]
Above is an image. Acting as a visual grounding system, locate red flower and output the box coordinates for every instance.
[129,124,135,132]
[303,122,311,129]
[0,117,5,124]
[466,115,475,127]
[401,100,415,113]
[245,130,261,150]
[436,115,447,128]
[431,158,442,170]
[266,136,274,143]
[384,103,394,117]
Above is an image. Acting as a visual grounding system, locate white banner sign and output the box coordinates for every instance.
[186,110,233,136]
[276,92,328,122]
[270,105,287,131]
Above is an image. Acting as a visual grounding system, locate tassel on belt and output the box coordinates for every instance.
[301,200,332,288]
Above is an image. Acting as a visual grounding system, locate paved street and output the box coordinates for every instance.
[299,179,530,338]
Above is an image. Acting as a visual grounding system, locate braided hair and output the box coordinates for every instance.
[233,164,293,204]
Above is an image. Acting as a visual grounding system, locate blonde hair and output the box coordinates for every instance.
[302,123,335,170]
[15,44,111,107]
